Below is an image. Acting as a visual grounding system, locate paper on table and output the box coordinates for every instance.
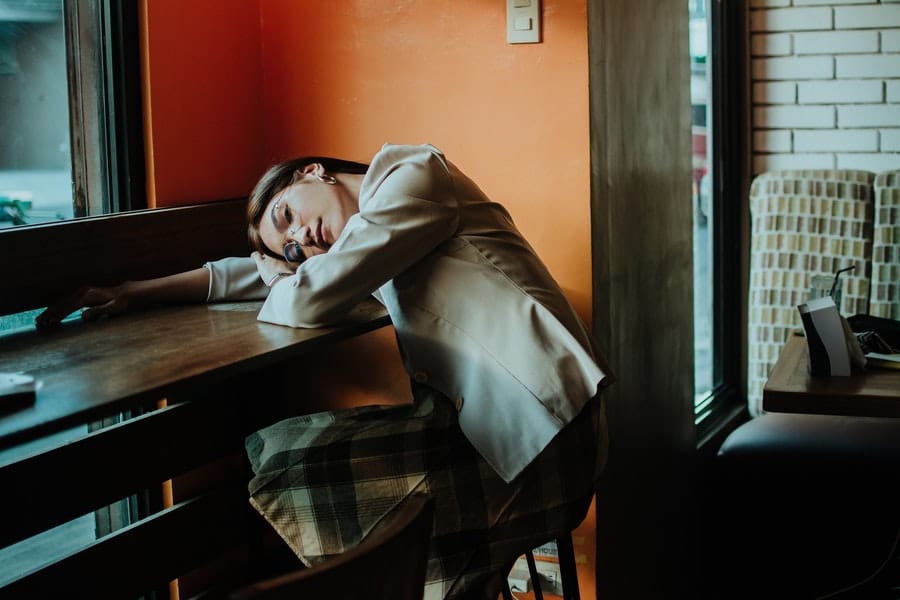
[865,352,900,371]
[0,372,37,413]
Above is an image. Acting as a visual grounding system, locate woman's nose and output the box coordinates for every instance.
[291,225,312,246]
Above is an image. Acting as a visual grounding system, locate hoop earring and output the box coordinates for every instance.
[317,173,337,185]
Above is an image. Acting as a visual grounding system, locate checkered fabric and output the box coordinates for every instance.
[245,382,607,600]
[871,171,900,320]
[747,169,875,415]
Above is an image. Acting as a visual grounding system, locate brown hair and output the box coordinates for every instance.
[247,156,369,258]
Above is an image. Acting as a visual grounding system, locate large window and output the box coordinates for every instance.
[691,0,748,441]
[691,0,713,405]
[0,1,157,579]
[0,0,71,226]
[0,0,143,230]
[0,0,143,333]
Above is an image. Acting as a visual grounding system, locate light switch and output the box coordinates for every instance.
[507,0,540,44]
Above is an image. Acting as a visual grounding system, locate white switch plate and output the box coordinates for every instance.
[507,0,540,44]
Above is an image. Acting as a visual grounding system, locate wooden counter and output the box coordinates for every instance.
[0,299,390,450]
[763,334,900,418]
[0,299,390,598]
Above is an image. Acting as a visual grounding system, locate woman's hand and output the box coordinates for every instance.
[36,283,135,328]
[252,251,296,287]
[35,268,211,329]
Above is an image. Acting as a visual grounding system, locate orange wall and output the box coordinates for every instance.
[257,0,593,321]
[141,0,266,207]
[142,4,597,596]
[143,0,592,322]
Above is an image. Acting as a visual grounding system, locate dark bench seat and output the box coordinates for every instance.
[714,413,900,599]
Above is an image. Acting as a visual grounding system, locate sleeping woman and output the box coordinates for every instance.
[38,142,614,599]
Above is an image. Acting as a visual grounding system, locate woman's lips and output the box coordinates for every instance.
[316,220,330,248]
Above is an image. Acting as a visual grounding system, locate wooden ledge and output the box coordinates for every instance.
[0,299,390,451]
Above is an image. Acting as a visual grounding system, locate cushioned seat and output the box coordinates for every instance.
[714,413,900,599]
[718,412,900,473]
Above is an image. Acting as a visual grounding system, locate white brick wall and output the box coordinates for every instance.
[881,128,900,149]
[754,81,798,103]
[751,0,900,174]
[797,79,882,102]
[794,128,878,149]
[794,30,878,53]
[889,80,900,101]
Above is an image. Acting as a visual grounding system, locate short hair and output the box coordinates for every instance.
[247,156,369,258]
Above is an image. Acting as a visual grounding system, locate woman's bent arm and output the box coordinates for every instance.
[36,267,211,328]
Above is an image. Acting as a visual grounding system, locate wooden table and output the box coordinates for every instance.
[0,300,389,450]
[0,299,390,598]
[763,334,900,418]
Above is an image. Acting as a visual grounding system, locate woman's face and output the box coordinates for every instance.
[258,164,359,262]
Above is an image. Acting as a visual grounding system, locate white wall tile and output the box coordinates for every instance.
[794,128,878,151]
[754,81,798,104]
[835,5,900,29]
[794,0,877,4]
[753,153,835,173]
[750,0,791,6]
[754,129,793,152]
[752,33,792,56]
[752,56,834,80]
[836,54,900,78]
[751,7,833,32]
[882,129,900,151]
[755,105,835,128]
[883,30,900,52]
[836,152,900,171]
[839,104,900,127]
[887,80,900,101]
[799,79,883,103]
[794,30,878,54]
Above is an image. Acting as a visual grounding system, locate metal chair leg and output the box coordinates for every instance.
[556,534,580,600]
[525,550,545,600]
[508,534,580,599]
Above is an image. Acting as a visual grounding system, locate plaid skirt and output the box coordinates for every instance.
[245,382,608,600]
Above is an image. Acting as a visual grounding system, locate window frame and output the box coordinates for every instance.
[63,0,145,217]
[695,0,750,450]
[0,0,146,325]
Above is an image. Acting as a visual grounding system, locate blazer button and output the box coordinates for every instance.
[412,371,428,383]
[454,397,464,412]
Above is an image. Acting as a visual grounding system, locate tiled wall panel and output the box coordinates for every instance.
[747,170,875,413]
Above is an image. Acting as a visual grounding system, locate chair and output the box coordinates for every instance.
[229,494,434,600]
[746,169,875,414]
[504,533,581,600]
[870,170,900,320]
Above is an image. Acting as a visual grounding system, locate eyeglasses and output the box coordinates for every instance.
[283,241,305,263]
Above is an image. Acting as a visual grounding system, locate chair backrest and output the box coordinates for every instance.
[746,169,875,414]
[229,494,434,600]
[871,170,900,320]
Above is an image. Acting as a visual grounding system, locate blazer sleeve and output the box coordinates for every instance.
[204,256,269,301]
[258,145,460,328]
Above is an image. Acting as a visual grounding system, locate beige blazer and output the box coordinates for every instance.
[206,143,613,482]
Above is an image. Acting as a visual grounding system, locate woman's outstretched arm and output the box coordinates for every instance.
[35,267,212,328]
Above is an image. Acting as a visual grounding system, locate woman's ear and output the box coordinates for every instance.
[294,163,321,181]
